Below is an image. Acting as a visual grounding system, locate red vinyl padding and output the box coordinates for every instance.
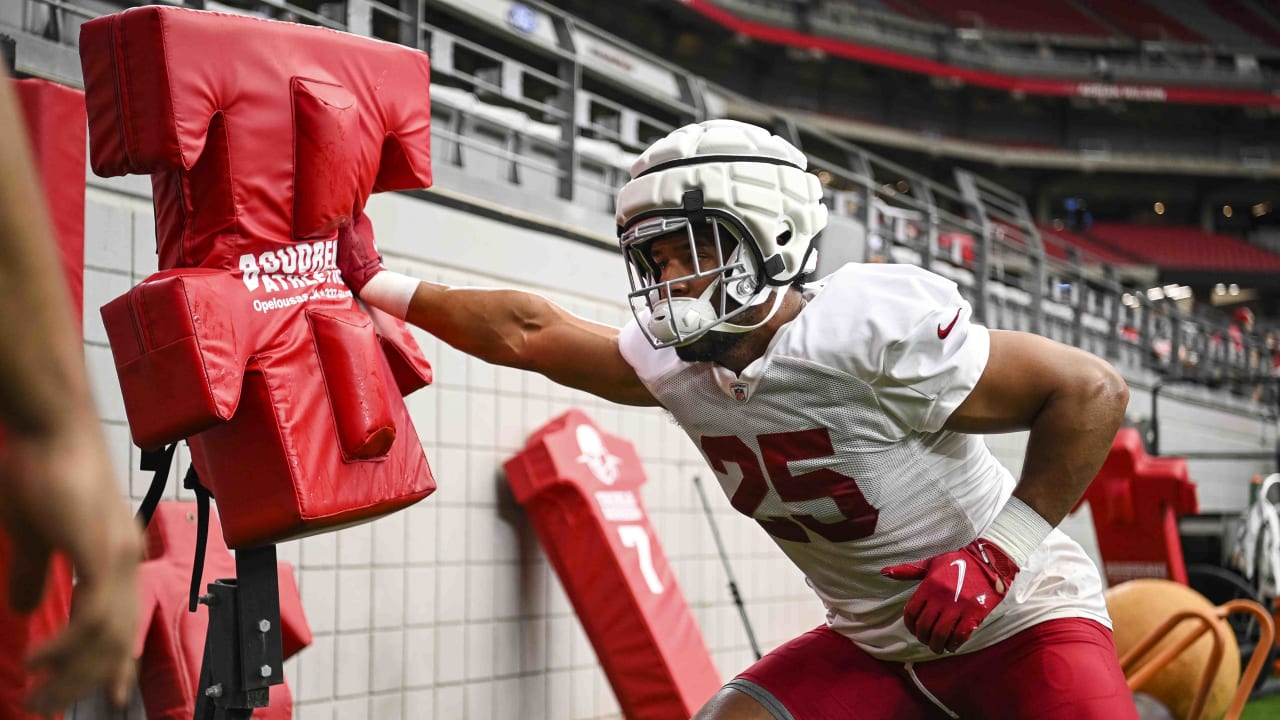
[12,80,85,332]
[1078,428,1198,587]
[0,78,86,720]
[78,7,437,548]
[505,410,721,720]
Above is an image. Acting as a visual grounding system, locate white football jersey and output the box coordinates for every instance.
[619,262,1110,662]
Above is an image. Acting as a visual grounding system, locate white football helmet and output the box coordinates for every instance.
[616,119,828,348]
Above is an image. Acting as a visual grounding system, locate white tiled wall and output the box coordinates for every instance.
[66,175,1274,720]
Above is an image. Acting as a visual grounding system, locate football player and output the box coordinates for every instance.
[338,119,1138,719]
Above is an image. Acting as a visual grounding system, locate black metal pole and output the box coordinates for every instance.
[194,544,283,720]
[1150,381,1162,456]
[692,475,762,660]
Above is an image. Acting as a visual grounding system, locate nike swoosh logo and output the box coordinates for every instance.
[950,558,967,602]
[937,308,962,339]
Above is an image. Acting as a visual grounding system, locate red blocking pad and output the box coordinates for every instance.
[135,502,312,720]
[12,79,85,335]
[505,409,721,719]
[78,6,436,547]
[0,78,86,720]
[0,540,72,720]
[1078,427,1199,586]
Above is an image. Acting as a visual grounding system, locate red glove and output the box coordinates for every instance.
[881,538,1019,654]
[336,213,385,295]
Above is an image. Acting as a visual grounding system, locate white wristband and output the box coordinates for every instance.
[982,496,1053,568]
[359,270,420,320]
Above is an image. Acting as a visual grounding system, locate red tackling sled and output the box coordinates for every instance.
[79,6,437,548]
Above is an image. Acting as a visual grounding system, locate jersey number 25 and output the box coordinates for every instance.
[702,428,879,543]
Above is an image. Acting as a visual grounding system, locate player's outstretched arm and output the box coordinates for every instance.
[883,329,1127,653]
[337,215,659,407]
[0,74,141,714]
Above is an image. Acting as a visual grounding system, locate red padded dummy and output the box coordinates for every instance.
[78,7,437,548]
[0,78,86,720]
[135,502,311,720]
[1080,427,1198,586]
[505,410,721,720]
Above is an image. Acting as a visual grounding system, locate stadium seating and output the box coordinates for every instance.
[1134,0,1276,50]
[869,0,936,25]
[1088,223,1280,271]
[1075,0,1203,43]
[707,0,1279,53]
[1038,225,1150,267]
[1209,0,1280,47]
[903,0,1112,37]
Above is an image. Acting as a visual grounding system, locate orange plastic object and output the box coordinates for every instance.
[1119,598,1274,720]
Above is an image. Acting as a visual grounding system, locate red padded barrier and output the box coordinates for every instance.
[1080,427,1198,586]
[12,80,85,331]
[0,78,86,720]
[134,503,311,720]
[79,7,436,548]
[505,410,721,720]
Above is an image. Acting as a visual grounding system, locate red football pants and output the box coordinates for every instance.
[732,617,1139,720]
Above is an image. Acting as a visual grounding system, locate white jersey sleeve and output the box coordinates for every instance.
[816,264,990,433]
[617,318,684,397]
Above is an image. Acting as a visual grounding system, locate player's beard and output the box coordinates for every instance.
[674,328,745,362]
[672,290,773,363]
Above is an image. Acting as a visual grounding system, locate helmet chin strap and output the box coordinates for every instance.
[647,278,790,346]
[707,283,789,335]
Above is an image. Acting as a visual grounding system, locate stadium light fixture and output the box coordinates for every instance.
[1153,202,1165,215]
[1223,205,1234,218]
[1148,285,1191,302]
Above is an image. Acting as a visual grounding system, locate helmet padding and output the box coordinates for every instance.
[617,120,828,348]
